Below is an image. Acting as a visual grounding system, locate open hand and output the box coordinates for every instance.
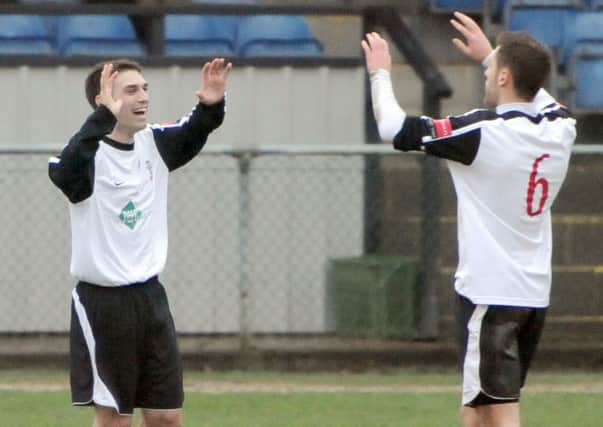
[98,63,123,116]
[361,32,392,73]
[196,58,232,105]
[450,11,493,62]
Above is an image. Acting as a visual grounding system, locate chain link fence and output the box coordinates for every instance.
[1,145,602,343]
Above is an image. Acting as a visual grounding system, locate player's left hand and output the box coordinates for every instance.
[196,58,232,105]
[361,32,392,73]
[450,11,493,62]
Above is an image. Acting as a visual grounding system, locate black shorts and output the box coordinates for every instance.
[456,293,546,407]
[70,276,183,415]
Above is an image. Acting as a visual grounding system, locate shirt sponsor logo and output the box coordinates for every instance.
[119,200,143,230]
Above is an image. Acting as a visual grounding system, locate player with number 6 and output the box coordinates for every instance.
[362,11,576,427]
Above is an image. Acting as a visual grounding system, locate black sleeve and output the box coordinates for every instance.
[153,99,226,172]
[392,110,495,166]
[48,105,116,203]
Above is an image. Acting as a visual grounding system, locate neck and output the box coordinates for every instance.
[498,89,531,106]
[107,124,135,144]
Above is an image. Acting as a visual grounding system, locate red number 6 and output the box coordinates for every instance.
[526,154,551,217]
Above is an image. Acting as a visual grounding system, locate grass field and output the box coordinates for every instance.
[1,369,602,426]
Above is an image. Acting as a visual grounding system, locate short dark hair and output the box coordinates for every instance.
[84,59,143,109]
[496,31,552,101]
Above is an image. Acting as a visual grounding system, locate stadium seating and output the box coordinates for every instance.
[564,12,603,109]
[236,15,323,57]
[570,49,603,109]
[54,15,145,57]
[563,11,603,60]
[192,0,257,3]
[0,15,54,55]
[18,0,79,3]
[431,0,485,12]
[510,0,583,5]
[165,0,260,56]
[431,0,511,16]
[164,15,237,56]
[506,2,584,62]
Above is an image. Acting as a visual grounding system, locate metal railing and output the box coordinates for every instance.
[1,144,601,346]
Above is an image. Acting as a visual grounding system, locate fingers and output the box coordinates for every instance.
[203,58,233,78]
[450,11,483,40]
[452,38,470,55]
[222,61,233,79]
[201,61,210,79]
[450,17,472,40]
[360,39,370,56]
[100,64,119,95]
[453,11,480,31]
[363,32,388,51]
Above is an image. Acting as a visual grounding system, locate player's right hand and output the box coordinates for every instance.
[99,63,123,117]
[361,32,392,73]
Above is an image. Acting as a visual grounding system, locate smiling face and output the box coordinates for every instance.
[110,70,149,136]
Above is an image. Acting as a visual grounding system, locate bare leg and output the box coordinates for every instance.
[462,406,482,427]
[94,406,132,427]
[140,409,183,427]
[479,402,520,427]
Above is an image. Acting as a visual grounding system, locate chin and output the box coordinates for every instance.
[134,121,148,132]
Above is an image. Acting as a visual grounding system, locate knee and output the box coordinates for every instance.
[94,407,132,427]
[142,411,182,427]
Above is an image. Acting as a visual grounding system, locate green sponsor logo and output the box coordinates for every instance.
[119,200,142,230]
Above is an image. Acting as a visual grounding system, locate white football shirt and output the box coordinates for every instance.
[375,78,576,307]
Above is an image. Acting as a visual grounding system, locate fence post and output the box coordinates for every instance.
[237,153,252,354]
[418,88,442,339]
[362,7,383,254]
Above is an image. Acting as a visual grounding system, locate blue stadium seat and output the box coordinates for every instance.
[0,15,54,55]
[562,12,603,109]
[562,11,603,62]
[570,47,603,109]
[510,0,584,5]
[236,15,323,57]
[192,0,256,3]
[164,15,237,57]
[506,4,581,63]
[54,15,145,57]
[431,0,511,15]
[18,0,78,2]
[192,0,257,3]
[431,0,485,13]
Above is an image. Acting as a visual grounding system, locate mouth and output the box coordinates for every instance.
[132,107,147,117]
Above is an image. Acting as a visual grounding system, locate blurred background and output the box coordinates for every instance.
[0,0,601,370]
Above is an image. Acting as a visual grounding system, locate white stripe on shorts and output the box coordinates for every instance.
[462,304,488,405]
[72,288,120,412]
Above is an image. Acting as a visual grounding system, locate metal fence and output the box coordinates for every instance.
[1,144,602,340]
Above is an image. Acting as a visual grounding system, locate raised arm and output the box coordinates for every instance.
[361,32,406,142]
[361,28,484,165]
[48,65,119,203]
[153,58,232,171]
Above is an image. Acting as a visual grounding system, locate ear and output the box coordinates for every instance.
[497,66,512,87]
[95,94,102,107]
